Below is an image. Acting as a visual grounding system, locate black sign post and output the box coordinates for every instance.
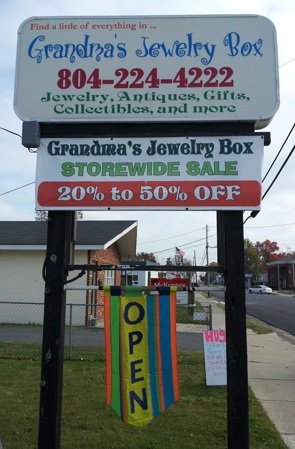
[38,211,75,449]
[217,211,249,449]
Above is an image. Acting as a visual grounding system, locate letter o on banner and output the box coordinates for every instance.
[124,301,145,325]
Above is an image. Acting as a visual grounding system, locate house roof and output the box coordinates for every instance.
[122,260,159,266]
[0,220,137,259]
[267,258,295,266]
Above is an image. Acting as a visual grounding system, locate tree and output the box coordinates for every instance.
[136,252,157,263]
[199,261,219,284]
[35,210,83,221]
[285,250,295,258]
[35,210,48,221]
[207,261,219,283]
[244,238,261,280]
[255,239,283,270]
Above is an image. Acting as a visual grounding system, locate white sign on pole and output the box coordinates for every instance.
[35,135,264,211]
[203,330,227,386]
[14,15,279,128]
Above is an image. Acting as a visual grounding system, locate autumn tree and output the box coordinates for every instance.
[255,239,284,271]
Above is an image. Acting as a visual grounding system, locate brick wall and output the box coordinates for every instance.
[86,244,121,324]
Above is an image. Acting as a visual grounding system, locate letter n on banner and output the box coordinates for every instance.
[104,286,179,427]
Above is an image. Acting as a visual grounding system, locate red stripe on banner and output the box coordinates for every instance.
[37,180,261,209]
[155,296,165,411]
[104,288,112,406]
[170,288,179,401]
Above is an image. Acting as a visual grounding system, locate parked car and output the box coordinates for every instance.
[248,285,273,294]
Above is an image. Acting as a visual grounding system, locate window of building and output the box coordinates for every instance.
[127,274,139,285]
[105,269,115,286]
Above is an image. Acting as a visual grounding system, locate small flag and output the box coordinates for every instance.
[104,286,179,427]
[175,247,185,257]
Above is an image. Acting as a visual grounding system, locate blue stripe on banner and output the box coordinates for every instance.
[147,295,160,417]
[159,292,174,408]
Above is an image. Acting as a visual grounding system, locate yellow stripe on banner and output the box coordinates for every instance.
[121,294,153,427]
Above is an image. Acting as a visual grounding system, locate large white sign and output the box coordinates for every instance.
[35,135,263,211]
[14,15,279,128]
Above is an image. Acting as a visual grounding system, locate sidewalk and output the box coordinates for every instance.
[205,295,295,449]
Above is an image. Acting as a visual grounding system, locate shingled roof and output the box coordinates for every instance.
[0,220,137,259]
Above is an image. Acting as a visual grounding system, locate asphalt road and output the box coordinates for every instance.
[212,289,295,336]
[0,325,204,351]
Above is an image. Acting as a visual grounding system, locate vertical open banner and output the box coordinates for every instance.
[104,286,179,427]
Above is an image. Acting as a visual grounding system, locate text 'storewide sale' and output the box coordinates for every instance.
[35,135,264,211]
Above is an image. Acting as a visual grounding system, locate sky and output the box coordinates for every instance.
[0,0,294,265]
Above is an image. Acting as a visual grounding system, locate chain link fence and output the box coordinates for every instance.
[0,301,212,360]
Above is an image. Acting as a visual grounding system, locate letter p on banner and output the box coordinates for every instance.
[104,286,179,426]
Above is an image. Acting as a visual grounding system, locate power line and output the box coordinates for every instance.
[262,123,295,195]
[262,122,295,182]
[244,123,295,224]
[152,233,216,254]
[199,247,207,265]
[280,57,295,68]
[138,226,206,244]
[262,144,295,200]
[0,181,35,197]
[246,221,295,229]
[0,125,34,152]
[0,126,21,139]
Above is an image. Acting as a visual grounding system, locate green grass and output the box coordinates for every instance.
[0,346,288,449]
[246,317,273,335]
[176,305,195,323]
[217,303,273,335]
[176,302,209,324]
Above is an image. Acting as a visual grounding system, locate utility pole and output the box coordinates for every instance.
[193,249,197,286]
[206,225,209,267]
[206,225,210,296]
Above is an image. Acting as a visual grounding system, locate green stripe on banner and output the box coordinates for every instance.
[110,294,121,418]
[125,286,143,297]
